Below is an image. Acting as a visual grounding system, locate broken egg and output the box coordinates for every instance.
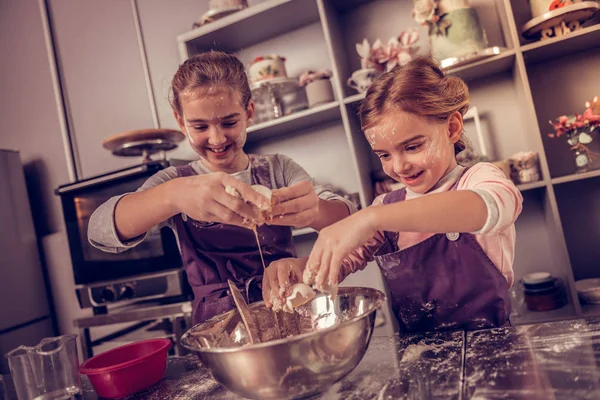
[283,284,316,313]
[224,184,272,212]
[251,184,272,212]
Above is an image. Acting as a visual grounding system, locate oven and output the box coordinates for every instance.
[56,160,190,311]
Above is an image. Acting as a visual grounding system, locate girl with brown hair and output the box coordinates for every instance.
[88,51,355,325]
[263,57,523,333]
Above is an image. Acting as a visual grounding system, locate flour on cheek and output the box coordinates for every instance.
[425,134,443,167]
[182,117,197,146]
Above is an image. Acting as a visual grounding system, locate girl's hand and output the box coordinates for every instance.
[170,172,268,227]
[304,208,379,292]
[262,257,307,309]
[268,181,319,228]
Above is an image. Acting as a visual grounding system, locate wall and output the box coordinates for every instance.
[0,0,262,348]
[0,0,69,236]
[0,0,95,352]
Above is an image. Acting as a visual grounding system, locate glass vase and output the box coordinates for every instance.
[571,146,591,174]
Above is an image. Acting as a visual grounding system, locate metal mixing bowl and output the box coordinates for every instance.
[180,287,385,400]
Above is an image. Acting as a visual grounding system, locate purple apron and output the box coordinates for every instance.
[174,155,296,325]
[374,174,511,333]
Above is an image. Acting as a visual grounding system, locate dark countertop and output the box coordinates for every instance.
[4,317,600,399]
[464,317,600,400]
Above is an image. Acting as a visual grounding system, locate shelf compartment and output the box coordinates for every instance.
[246,101,340,143]
[328,0,372,12]
[517,180,547,192]
[581,302,600,317]
[446,50,516,82]
[553,176,600,283]
[522,23,600,65]
[551,169,600,185]
[177,0,320,55]
[512,187,577,316]
[510,304,577,326]
[527,46,600,178]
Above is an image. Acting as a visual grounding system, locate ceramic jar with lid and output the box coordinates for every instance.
[522,272,566,311]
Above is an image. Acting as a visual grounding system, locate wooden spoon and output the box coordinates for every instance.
[228,280,261,344]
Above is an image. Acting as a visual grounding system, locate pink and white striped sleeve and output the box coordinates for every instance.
[337,194,387,281]
[461,163,523,235]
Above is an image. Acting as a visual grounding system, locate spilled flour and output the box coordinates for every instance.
[122,358,223,400]
[400,342,437,363]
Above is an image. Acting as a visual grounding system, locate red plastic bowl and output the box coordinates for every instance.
[80,338,172,399]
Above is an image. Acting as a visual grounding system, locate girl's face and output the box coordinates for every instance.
[175,85,254,173]
[365,109,463,194]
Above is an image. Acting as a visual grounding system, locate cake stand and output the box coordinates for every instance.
[521,1,600,40]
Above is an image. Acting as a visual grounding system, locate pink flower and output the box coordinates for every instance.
[355,30,420,72]
[412,0,438,25]
[549,115,574,137]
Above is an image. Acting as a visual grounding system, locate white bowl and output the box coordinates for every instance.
[575,278,600,304]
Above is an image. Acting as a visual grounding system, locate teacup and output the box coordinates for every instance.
[347,68,380,93]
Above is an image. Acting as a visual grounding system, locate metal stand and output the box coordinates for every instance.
[73,301,193,359]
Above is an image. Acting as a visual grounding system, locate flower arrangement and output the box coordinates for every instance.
[298,69,332,87]
[548,96,600,172]
[412,0,451,36]
[548,96,600,140]
[355,30,420,72]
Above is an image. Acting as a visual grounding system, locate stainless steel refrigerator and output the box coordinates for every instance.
[0,149,55,374]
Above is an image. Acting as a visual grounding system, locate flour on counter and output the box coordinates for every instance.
[400,342,437,363]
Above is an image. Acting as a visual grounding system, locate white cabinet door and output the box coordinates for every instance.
[48,0,156,178]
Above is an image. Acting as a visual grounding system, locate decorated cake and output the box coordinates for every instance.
[413,0,488,61]
[247,55,288,84]
[529,0,575,18]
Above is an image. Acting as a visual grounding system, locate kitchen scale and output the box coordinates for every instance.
[102,128,186,163]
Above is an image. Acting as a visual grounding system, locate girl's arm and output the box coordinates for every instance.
[371,190,487,234]
[88,169,269,251]
[306,164,523,291]
[114,172,268,241]
[262,231,386,309]
[310,198,351,231]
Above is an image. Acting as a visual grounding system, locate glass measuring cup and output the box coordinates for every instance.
[0,375,9,400]
[5,334,81,400]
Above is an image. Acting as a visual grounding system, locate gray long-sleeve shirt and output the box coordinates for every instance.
[88,154,357,253]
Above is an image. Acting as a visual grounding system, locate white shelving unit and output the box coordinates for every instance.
[246,101,340,143]
[176,0,600,328]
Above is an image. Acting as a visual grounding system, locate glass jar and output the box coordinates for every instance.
[522,272,566,312]
[572,146,591,174]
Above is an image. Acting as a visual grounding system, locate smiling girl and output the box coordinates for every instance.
[263,57,523,333]
[88,51,355,324]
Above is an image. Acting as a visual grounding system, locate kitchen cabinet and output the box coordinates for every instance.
[47,0,156,179]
